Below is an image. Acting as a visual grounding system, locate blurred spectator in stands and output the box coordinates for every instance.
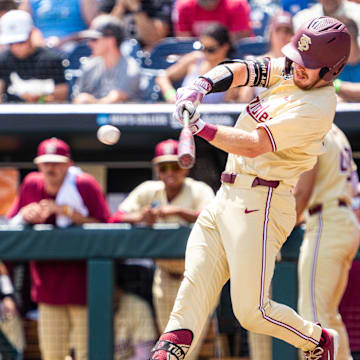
[72,15,140,104]
[333,16,360,102]
[0,261,25,358]
[173,0,253,42]
[113,265,157,360]
[281,0,314,16]
[7,137,110,360]
[0,10,68,103]
[99,0,173,51]
[19,0,98,51]
[156,23,239,103]
[109,139,215,359]
[238,10,294,103]
[0,0,44,50]
[293,0,360,45]
[0,0,17,16]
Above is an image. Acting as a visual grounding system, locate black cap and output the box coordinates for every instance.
[80,15,125,43]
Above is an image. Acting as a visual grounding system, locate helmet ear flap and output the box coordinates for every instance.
[320,62,345,81]
[319,67,329,79]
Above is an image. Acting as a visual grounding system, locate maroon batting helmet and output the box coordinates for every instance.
[282,16,351,81]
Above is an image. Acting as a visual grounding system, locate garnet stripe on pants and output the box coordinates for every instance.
[258,187,318,345]
[310,213,323,323]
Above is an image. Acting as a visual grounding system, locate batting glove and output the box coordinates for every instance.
[173,78,212,126]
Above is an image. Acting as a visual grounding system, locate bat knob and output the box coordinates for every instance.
[178,153,195,169]
[178,127,195,169]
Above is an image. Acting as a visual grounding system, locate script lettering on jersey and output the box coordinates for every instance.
[246,96,273,123]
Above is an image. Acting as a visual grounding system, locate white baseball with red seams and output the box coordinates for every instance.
[97,125,120,145]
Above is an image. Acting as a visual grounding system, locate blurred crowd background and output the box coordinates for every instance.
[0,0,358,106]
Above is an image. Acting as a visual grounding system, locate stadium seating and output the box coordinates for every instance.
[139,37,200,101]
[139,68,163,102]
[141,37,200,69]
[234,36,270,59]
[249,5,272,37]
[64,41,91,100]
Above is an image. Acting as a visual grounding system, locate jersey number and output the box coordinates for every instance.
[340,147,352,181]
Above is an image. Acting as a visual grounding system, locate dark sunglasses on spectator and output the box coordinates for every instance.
[11,40,28,45]
[201,44,221,53]
[158,163,181,172]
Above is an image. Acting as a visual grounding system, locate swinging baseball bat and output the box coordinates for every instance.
[178,109,196,169]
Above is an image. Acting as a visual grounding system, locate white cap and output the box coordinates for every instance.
[0,10,33,45]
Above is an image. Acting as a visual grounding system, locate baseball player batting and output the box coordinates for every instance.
[149,16,351,360]
[294,124,360,360]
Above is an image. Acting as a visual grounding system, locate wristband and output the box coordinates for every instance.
[333,79,342,94]
[164,88,176,101]
[196,122,218,142]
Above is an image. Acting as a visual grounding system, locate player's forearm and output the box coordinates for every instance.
[113,211,144,225]
[173,208,199,223]
[208,126,272,158]
[65,210,101,225]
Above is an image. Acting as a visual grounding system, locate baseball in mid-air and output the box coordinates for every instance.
[97,125,120,145]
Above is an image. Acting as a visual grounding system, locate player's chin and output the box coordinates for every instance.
[293,78,314,91]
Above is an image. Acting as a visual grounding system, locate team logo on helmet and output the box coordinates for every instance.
[297,34,312,52]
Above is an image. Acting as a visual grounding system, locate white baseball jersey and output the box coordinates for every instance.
[307,124,356,209]
[225,57,336,187]
[298,124,360,360]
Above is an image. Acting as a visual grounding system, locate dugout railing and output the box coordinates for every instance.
[0,224,354,360]
[1,103,360,165]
